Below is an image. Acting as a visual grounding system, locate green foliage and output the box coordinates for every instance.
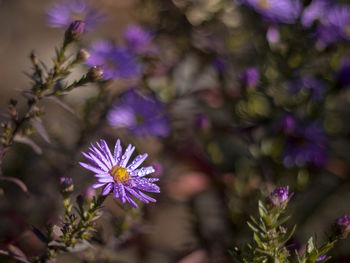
[230,190,347,263]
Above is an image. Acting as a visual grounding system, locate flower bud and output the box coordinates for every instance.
[87,65,104,82]
[334,215,350,238]
[76,49,90,63]
[60,177,74,195]
[65,20,85,43]
[266,186,293,210]
[30,51,39,65]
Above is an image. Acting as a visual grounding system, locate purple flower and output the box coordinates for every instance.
[266,26,280,43]
[239,67,260,87]
[288,77,325,101]
[316,255,326,261]
[86,41,141,80]
[213,58,227,73]
[335,215,350,238]
[301,0,331,28]
[302,2,350,45]
[241,0,301,24]
[107,89,170,137]
[46,0,105,31]
[283,122,328,168]
[65,20,85,42]
[79,139,160,208]
[123,24,155,54]
[60,177,74,194]
[280,114,296,134]
[267,186,294,209]
[337,59,350,88]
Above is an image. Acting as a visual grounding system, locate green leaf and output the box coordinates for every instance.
[307,237,314,254]
[258,200,267,218]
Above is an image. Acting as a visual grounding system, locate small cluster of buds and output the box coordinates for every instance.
[334,215,350,238]
[266,186,294,210]
[60,177,74,197]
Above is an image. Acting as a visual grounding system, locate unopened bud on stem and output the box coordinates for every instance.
[334,215,350,239]
[76,49,90,63]
[87,65,104,82]
[65,20,85,44]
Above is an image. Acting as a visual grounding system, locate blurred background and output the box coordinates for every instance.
[0,0,350,262]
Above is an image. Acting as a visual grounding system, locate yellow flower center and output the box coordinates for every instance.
[110,166,130,183]
[258,0,269,10]
[135,114,145,124]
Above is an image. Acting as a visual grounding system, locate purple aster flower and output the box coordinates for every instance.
[316,255,326,261]
[266,186,294,210]
[107,89,171,137]
[282,122,328,168]
[79,139,160,208]
[46,0,105,31]
[239,67,260,87]
[302,1,350,45]
[123,24,155,54]
[288,77,325,101]
[335,215,350,238]
[241,0,301,24]
[301,0,332,28]
[337,59,350,88]
[86,40,141,80]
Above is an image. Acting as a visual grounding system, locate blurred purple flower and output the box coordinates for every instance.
[316,255,326,261]
[280,114,296,134]
[288,77,325,101]
[241,0,301,24]
[124,24,155,54]
[267,186,293,209]
[337,59,350,88]
[47,0,105,31]
[86,41,141,80]
[335,215,350,238]
[195,113,210,131]
[266,26,280,43]
[213,58,227,73]
[79,139,160,208]
[107,89,171,137]
[283,122,328,168]
[301,0,331,27]
[239,67,260,87]
[302,2,350,45]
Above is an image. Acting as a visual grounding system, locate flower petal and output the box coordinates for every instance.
[79,162,105,174]
[125,193,138,208]
[120,144,135,167]
[98,176,114,183]
[133,178,160,193]
[100,139,116,166]
[92,182,106,189]
[82,152,109,171]
[127,153,148,171]
[102,183,113,196]
[116,181,126,203]
[125,186,149,203]
[114,139,123,162]
[130,166,155,177]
